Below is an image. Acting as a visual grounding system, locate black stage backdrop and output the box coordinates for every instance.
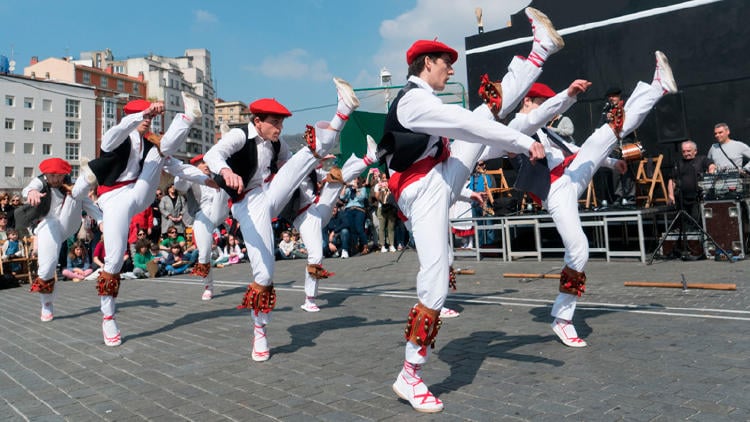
[465,0,750,170]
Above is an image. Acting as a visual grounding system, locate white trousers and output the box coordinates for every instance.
[550,82,663,321]
[233,124,337,324]
[193,189,230,287]
[294,153,366,298]
[399,57,542,365]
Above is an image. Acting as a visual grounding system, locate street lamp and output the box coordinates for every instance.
[380,67,392,112]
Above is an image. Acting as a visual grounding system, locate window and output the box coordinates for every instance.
[117,80,124,91]
[70,164,80,179]
[132,84,139,94]
[65,142,80,161]
[42,144,52,155]
[24,120,33,131]
[23,167,33,178]
[5,95,15,106]
[4,167,13,178]
[4,118,14,129]
[43,99,52,112]
[65,121,80,140]
[82,72,91,84]
[65,99,80,118]
[4,142,13,153]
[100,76,108,88]
[23,143,33,154]
[42,122,52,133]
[104,99,115,118]
[24,97,33,109]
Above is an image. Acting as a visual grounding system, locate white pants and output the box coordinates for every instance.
[193,189,230,287]
[295,153,366,298]
[550,82,663,321]
[399,57,542,365]
[233,124,337,324]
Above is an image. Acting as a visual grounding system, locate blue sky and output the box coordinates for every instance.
[0,0,529,133]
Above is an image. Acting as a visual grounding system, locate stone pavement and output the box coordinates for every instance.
[1,250,749,421]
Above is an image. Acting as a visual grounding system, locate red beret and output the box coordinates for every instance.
[526,83,556,99]
[406,39,458,65]
[123,99,151,114]
[249,98,292,117]
[189,154,204,165]
[39,158,72,175]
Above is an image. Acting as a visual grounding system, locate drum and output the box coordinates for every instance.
[620,142,644,162]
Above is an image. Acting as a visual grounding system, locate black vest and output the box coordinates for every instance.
[14,175,71,236]
[377,81,440,172]
[89,134,154,186]
[214,126,281,200]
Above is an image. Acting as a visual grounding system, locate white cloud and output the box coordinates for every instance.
[373,0,530,90]
[247,49,332,82]
[194,10,218,24]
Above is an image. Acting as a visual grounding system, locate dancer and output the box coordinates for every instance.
[203,78,359,362]
[500,53,677,347]
[22,158,102,322]
[175,154,230,301]
[380,7,562,413]
[295,135,378,312]
[71,93,211,346]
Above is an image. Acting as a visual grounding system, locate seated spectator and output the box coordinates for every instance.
[0,211,8,241]
[210,237,229,267]
[132,239,156,278]
[291,229,308,259]
[323,205,349,258]
[62,241,93,282]
[2,229,25,273]
[164,243,190,275]
[0,194,15,231]
[223,234,246,265]
[276,230,298,260]
[160,227,186,251]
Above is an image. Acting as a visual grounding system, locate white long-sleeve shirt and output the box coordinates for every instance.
[203,123,292,192]
[388,75,536,172]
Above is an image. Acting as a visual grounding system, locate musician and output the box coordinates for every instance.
[600,87,637,207]
[547,113,575,144]
[707,123,750,173]
[668,140,715,227]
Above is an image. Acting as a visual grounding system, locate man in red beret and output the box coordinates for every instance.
[70,92,214,347]
[22,158,102,322]
[485,52,678,349]
[174,154,230,301]
[203,77,359,362]
[381,7,567,413]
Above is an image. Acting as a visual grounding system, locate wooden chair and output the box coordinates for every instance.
[483,169,513,203]
[0,237,37,284]
[635,154,668,208]
[578,181,598,209]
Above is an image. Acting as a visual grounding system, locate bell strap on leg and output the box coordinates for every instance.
[559,266,586,297]
[237,281,277,316]
[30,277,56,294]
[307,264,334,279]
[96,271,122,298]
[191,262,211,278]
[404,302,442,357]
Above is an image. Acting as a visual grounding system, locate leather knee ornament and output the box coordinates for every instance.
[30,277,55,294]
[238,281,276,316]
[559,266,586,297]
[191,262,211,278]
[448,266,457,291]
[307,264,334,280]
[404,303,442,357]
[96,271,121,297]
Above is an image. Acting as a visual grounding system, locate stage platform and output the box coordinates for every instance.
[451,206,676,263]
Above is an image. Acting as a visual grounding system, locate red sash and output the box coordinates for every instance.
[97,179,136,196]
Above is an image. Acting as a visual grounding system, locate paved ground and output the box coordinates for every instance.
[1,250,749,421]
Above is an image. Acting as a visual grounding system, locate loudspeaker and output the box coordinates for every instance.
[655,92,689,143]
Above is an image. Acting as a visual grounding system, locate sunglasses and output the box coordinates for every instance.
[138,232,146,236]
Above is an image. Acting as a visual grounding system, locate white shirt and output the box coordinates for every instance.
[389,75,535,171]
[203,123,292,193]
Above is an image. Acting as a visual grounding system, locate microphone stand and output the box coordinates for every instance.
[648,166,732,264]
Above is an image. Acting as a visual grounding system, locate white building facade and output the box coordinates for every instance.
[0,74,96,192]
